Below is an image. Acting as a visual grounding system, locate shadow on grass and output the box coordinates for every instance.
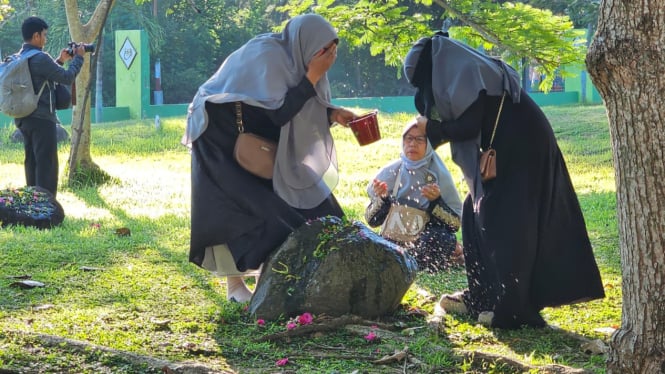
[0,186,617,373]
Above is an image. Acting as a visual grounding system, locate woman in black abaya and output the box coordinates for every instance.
[183,14,356,302]
[403,32,605,329]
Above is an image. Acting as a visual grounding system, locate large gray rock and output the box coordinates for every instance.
[249,216,418,320]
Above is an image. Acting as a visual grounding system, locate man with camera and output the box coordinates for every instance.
[15,16,87,198]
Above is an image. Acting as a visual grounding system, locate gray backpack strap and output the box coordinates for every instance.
[21,49,48,96]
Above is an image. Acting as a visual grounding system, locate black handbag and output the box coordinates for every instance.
[54,83,72,110]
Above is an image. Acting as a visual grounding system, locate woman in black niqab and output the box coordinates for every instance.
[404,32,605,329]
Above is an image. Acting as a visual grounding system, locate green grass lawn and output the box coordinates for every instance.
[0,105,619,373]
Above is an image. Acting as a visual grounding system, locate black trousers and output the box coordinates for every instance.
[16,117,59,197]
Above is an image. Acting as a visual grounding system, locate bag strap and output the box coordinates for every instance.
[391,166,402,197]
[487,92,506,149]
[234,102,244,133]
[20,49,48,97]
[37,81,47,96]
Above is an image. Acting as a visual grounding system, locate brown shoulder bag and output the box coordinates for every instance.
[232,102,277,180]
[479,93,506,182]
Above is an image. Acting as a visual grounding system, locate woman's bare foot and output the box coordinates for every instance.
[226,276,253,302]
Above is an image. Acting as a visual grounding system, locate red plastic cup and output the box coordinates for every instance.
[349,110,381,146]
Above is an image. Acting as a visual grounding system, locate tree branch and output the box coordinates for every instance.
[432,0,502,45]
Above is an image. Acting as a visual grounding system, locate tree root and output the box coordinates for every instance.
[4,330,231,374]
[4,320,596,374]
[456,349,593,373]
[254,314,393,342]
[253,314,595,373]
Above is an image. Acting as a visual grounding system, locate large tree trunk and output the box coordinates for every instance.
[64,0,115,186]
[586,1,665,373]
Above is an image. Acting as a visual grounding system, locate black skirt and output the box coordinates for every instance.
[189,103,344,272]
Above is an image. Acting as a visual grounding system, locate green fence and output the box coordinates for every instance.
[1,90,602,128]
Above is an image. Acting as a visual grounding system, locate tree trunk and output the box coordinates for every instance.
[586,1,665,373]
[64,0,115,186]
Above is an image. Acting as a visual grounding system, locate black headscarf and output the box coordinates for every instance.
[403,33,521,204]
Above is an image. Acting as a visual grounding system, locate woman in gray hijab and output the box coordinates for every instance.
[365,120,464,272]
[183,14,356,302]
[403,32,605,328]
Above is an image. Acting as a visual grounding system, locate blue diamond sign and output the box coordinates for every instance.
[119,37,137,69]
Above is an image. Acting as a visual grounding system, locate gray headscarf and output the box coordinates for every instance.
[367,122,462,216]
[183,14,340,209]
[403,34,521,207]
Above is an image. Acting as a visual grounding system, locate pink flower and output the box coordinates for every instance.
[364,331,377,342]
[297,312,313,325]
[276,358,289,366]
[286,322,297,330]
[257,319,265,326]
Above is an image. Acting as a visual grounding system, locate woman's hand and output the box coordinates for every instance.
[306,43,337,85]
[421,183,441,201]
[372,179,389,199]
[330,108,356,127]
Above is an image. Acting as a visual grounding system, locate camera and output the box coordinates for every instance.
[66,42,95,56]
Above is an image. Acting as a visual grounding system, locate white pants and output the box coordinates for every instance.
[201,244,260,277]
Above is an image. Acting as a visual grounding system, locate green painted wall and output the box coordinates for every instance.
[144,104,188,118]
[115,30,150,119]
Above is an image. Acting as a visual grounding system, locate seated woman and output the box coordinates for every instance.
[365,121,464,273]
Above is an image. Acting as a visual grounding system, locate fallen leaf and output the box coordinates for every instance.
[581,339,608,355]
[10,280,45,289]
[33,304,55,311]
[79,266,104,272]
[5,274,32,280]
[594,327,617,335]
[150,317,171,326]
[401,326,426,336]
[406,307,429,317]
[182,342,197,350]
[373,347,409,364]
[115,227,131,236]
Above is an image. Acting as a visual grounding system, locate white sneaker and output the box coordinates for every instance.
[438,291,468,315]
